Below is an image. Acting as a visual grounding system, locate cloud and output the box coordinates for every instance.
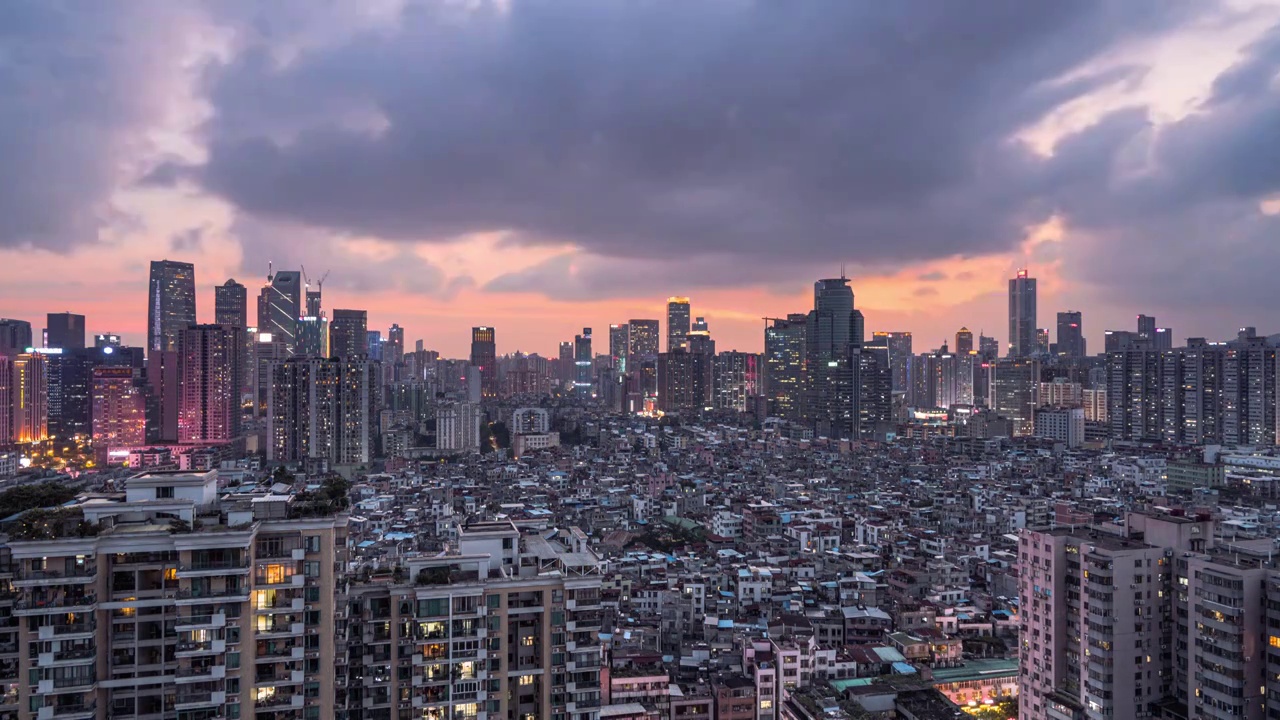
[166,0,1204,278]
[170,226,205,252]
[0,1,194,250]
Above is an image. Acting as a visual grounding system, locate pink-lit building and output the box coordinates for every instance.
[177,324,243,444]
[91,366,146,460]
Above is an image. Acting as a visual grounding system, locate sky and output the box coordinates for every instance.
[4,0,1280,358]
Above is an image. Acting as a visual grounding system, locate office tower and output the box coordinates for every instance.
[666,297,691,352]
[415,339,424,353]
[805,278,860,438]
[692,316,709,333]
[1137,313,1156,341]
[765,315,807,418]
[978,334,999,360]
[366,330,385,362]
[954,327,973,355]
[1036,328,1049,356]
[257,268,303,354]
[305,276,323,317]
[470,327,497,398]
[1104,330,1143,352]
[627,319,660,368]
[922,348,958,409]
[328,310,368,360]
[956,351,977,405]
[386,323,404,366]
[296,315,329,358]
[0,318,33,355]
[147,259,197,354]
[573,328,593,396]
[45,348,92,440]
[714,351,760,412]
[268,356,382,464]
[852,344,891,439]
[213,278,247,327]
[251,332,288,417]
[178,324,244,444]
[1153,327,1173,350]
[871,331,913,396]
[3,470,347,720]
[340,521,602,720]
[145,350,180,442]
[45,312,85,350]
[0,356,10,442]
[436,402,482,451]
[987,357,1038,435]
[1007,269,1036,358]
[608,324,629,375]
[1055,311,1084,357]
[94,333,121,349]
[10,353,49,443]
[91,366,146,456]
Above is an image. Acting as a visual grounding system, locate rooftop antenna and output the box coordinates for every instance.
[267,260,273,283]
[840,262,847,280]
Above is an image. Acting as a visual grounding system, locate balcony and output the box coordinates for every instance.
[256,669,306,686]
[39,675,97,694]
[255,646,305,663]
[175,639,226,657]
[14,595,97,616]
[255,596,305,614]
[176,613,227,631]
[256,622,305,639]
[37,647,96,667]
[178,559,249,578]
[174,691,226,710]
[254,572,305,590]
[176,587,250,604]
[37,623,95,641]
[175,663,227,683]
[15,566,97,587]
[256,692,305,709]
[36,704,96,720]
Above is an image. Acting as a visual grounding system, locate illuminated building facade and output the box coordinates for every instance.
[1007,269,1036,358]
[765,315,807,419]
[470,327,497,398]
[11,352,48,444]
[147,259,196,354]
[178,324,244,444]
[329,309,368,360]
[666,297,691,353]
[91,366,146,456]
[573,328,593,397]
[257,269,303,355]
[214,279,248,327]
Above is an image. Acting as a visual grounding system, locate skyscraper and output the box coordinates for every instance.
[95,333,121,349]
[146,349,180,442]
[765,315,807,418]
[666,297,691,352]
[609,324,629,374]
[714,351,760,412]
[177,324,243,444]
[988,357,1038,436]
[45,312,85,350]
[45,348,92,440]
[628,319,660,369]
[0,318,33,355]
[147,259,196,354]
[365,330,383,361]
[386,323,405,366]
[296,315,329,358]
[470,327,497,398]
[573,328,593,396]
[215,278,248,327]
[872,331,913,396]
[329,309,369,360]
[806,277,859,438]
[257,268,303,354]
[954,327,973,355]
[1035,328,1049,356]
[852,345,892,439]
[657,348,713,414]
[1056,311,1084,357]
[978,334,1000,360]
[10,352,48,443]
[1137,313,1157,341]
[1007,269,1036,358]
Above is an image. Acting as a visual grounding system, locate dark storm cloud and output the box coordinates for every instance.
[0,1,187,249]
[174,0,1203,270]
[1044,23,1280,320]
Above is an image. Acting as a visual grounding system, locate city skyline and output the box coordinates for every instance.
[5,3,1280,358]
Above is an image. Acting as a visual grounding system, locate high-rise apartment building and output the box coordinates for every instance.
[666,298,691,353]
[296,316,329,359]
[329,310,369,360]
[147,260,196,354]
[0,356,10,442]
[178,324,244,444]
[608,324,629,375]
[714,351,760,412]
[45,349,92,440]
[2,470,347,720]
[268,356,382,465]
[386,324,405,366]
[45,312,85,350]
[339,521,602,720]
[987,357,1038,436]
[852,345,891,440]
[436,402,482,452]
[91,366,146,456]
[0,319,33,355]
[627,320,660,371]
[763,316,806,419]
[258,269,303,355]
[146,350,180,443]
[1008,269,1036,358]
[573,328,593,397]
[1137,313,1157,341]
[215,279,248,327]
[1056,311,1084,358]
[470,327,497,399]
[1036,328,1050,356]
[657,348,714,414]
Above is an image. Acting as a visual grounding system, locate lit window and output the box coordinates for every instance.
[519,675,534,686]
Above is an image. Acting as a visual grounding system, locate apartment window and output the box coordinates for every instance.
[520,675,534,686]
[226,652,240,669]
[226,704,239,720]
[487,595,501,609]
[156,487,174,499]
[305,535,321,553]
[305,587,320,602]
[226,678,240,694]
[304,561,321,578]
[305,707,320,720]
